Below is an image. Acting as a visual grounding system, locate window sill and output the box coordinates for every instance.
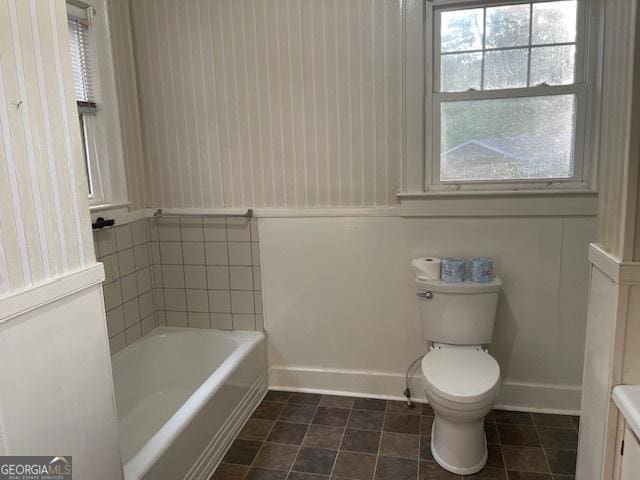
[398,189,598,217]
[89,201,131,212]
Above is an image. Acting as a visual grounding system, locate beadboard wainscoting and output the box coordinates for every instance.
[260,215,595,413]
[94,216,263,354]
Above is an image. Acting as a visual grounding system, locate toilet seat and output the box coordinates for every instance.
[422,348,500,404]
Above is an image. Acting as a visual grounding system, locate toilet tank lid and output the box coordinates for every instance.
[415,276,502,293]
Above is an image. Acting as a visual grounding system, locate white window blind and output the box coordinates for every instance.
[68,15,95,105]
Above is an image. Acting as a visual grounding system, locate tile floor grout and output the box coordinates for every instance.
[329,405,351,478]
[214,391,578,480]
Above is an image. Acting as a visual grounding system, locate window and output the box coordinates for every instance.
[426,0,589,189]
[67,2,102,204]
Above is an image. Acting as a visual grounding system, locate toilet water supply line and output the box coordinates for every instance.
[404,352,427,407]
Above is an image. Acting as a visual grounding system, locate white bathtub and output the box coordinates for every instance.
[111,327,267,480]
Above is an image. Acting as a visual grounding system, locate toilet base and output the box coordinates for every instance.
[430,415,488,475]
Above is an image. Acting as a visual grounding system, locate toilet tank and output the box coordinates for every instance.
[415,277,502,345]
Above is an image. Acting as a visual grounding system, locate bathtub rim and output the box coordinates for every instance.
[114,326,265,480]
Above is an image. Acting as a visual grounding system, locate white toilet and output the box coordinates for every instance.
[415,275,502,475]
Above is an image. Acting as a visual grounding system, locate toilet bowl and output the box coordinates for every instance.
[421,346,500,475]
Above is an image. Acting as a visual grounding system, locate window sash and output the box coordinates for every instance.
[425,0,589,189]
[433,1,583,92]
[431,86,587,187]
[67,1,101,203]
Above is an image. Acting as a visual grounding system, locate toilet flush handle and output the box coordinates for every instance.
[416,290,433,300]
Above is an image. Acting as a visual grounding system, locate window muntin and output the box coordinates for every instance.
[431,0,584,185]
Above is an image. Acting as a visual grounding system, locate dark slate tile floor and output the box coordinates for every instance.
[211,390,579,480]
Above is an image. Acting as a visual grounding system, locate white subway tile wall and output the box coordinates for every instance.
[152,216,262,332]
[94,220,155,355]
[94,217,263,355]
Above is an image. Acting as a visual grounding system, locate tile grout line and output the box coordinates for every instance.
[240,395,293,479]
[285,398,319,478]
[179,218,189,327]
[532,418,555,479]
[284,404,320,478]
[493,415,510,480]
[225,218,235,329]
[248,218,256,330]
[377,406,387,480]
[199,216,213,328]
[328,403,351,478]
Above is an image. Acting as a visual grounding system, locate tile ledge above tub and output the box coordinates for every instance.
[90,205,155,227]
[613,385,640,441]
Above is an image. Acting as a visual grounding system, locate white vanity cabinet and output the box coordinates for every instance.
[621,426,640,480]
[613,386,640,480]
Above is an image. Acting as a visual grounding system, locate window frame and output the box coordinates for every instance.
[67,0,129,209]
[402,0,601,196]
[68,2,104,206]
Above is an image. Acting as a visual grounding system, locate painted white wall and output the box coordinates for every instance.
[261,215,595,412]
[576,255,622,480]
[0,274,121,479]
[576,247,640,480]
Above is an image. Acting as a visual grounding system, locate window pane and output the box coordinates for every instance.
[486,4,530,48]
[441,9,483,53]
[441,53,482,92]
[440,95,576,181]
[484,49,528,90]
[78,114,93,195]
[530,45,576,85]
[532,1,577,44]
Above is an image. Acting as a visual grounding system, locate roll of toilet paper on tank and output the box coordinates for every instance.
[440,257,466,283]
[469,257,494,283]
[411,257,442,280]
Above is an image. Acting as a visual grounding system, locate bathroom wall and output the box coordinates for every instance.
[93,215,264,354]
[0,0,95,296]
[595,0,639,260]
[0,0,121,476]
[261,215,595,412]
[105,0,597,413]
[128,0,402,208]
[577,1,640,478]
[108,0,148,210]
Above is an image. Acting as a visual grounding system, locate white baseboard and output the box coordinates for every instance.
[268,366,581,415]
